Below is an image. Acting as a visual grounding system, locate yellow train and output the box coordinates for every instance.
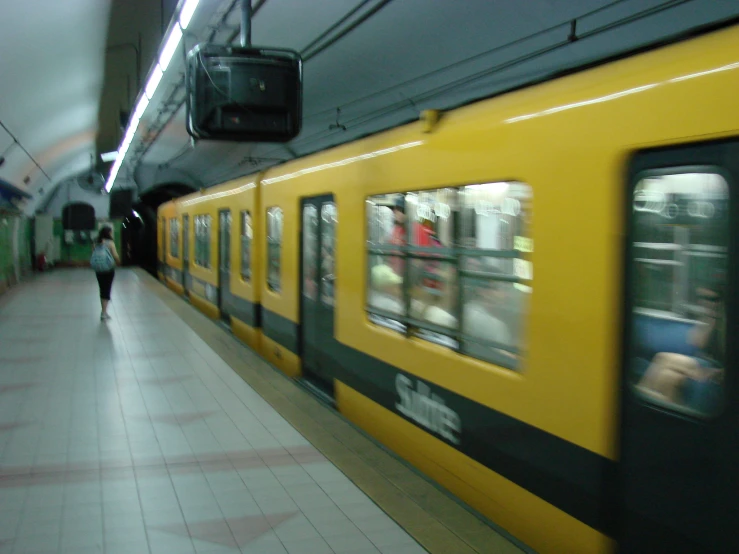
[158,23,739,554]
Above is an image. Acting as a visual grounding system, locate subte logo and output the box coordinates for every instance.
[395,374,461,445]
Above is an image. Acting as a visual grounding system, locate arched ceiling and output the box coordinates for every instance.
[0,0,112,213]
[2,0,738,213]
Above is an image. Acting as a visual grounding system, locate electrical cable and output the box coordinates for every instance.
[0,120,51,183]
[300,0,664,121]
[255,0,702,156]
[139,0,713,181]
[299,0,374,55]
[337,0,695,130]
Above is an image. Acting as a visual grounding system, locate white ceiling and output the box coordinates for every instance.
[0,0,112,212]
[1,0,738,212]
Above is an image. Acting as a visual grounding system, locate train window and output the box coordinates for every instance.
[366,182,532,369]
[267,207,283,292]
[303,204,318,299]
[169,218,179,259]
[320,202,337,306]
[630,172,728,418]
[194,214,212,268]
[240,211,252,281]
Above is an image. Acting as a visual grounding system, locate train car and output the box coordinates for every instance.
[158,200,184,295]
[156,201,172,282]
[158,23,739,554]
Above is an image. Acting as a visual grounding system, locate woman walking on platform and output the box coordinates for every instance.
[90,226,120,320]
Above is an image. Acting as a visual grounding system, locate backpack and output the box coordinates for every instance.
[90,243,115,272]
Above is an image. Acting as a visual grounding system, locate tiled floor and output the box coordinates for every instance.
[0,269,429,554]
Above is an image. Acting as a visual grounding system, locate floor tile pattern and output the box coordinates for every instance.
[0,270,427,554]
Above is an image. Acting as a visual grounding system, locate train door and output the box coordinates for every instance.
[300,195,338,395]
[218,209,232,320]
[182,214,190,292]
[160,217,167,277]
[618,141,739,553]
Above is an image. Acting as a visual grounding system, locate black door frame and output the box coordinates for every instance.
[299,194,337,396]
[617,139,739,553]
[218,209,231,320]
[161,217,167,276]
[182,214,190,293]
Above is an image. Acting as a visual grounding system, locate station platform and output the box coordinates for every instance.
[0,268,526,554]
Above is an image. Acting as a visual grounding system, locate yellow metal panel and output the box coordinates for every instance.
[232,319,261,352]
[159,23,739,547]
[165,277,184,296]
[207,174,262,306]
[183,198,218,287]
[259,334,301,378]
[189,292,220,320]
[337,381,614,554]
[257,24,739,460]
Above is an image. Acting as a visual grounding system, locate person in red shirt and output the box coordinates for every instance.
[414,218,442,291]
[388,201,406,276]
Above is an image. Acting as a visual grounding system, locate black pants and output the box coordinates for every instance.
[96,270,115,301]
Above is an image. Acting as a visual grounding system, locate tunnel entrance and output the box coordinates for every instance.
[125,183,194,276]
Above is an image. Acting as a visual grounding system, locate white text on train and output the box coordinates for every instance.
[395,374,461,445]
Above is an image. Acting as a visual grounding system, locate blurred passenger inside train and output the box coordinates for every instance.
[388,199,406,277]
[463,280,513,349]
[369,263,404,315]
[636,280,725,414]
[690,283,725,364]
[413,218,443,293]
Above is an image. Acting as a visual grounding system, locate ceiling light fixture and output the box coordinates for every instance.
[107,0,200,193]
[159,24,183,71]
[145,65,164,99]
[100,151,118,162]
[179,0,200,29]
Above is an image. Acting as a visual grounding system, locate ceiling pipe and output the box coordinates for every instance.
[241,0,251,47]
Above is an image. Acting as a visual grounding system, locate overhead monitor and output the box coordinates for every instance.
[185,43,302,143]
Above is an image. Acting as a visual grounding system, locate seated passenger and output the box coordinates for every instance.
[636,283,725,412]
[636,352,720,405]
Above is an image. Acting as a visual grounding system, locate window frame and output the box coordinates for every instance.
[194,214,212,269]
[169,217,180,259]
[631,165,730,318]
[628,165,730,420]
[266,206,283,292]
[365,183,532,370]
[240,210,252,282]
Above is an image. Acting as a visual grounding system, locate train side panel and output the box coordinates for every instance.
[153,24,739,554]
[258,25,739,554]
[180,192,220,319]
[224,177,262,353]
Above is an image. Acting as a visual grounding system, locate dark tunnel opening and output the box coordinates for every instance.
[129,183,195,276]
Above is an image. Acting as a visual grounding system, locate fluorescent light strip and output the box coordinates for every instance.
[145,65,164,99]
[107,0,200,192]
[133,96,149,121]
[179,0,200,29]
[159,24,182,71]
[100,151,117,162]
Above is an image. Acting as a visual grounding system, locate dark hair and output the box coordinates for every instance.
[97,226,113,244]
